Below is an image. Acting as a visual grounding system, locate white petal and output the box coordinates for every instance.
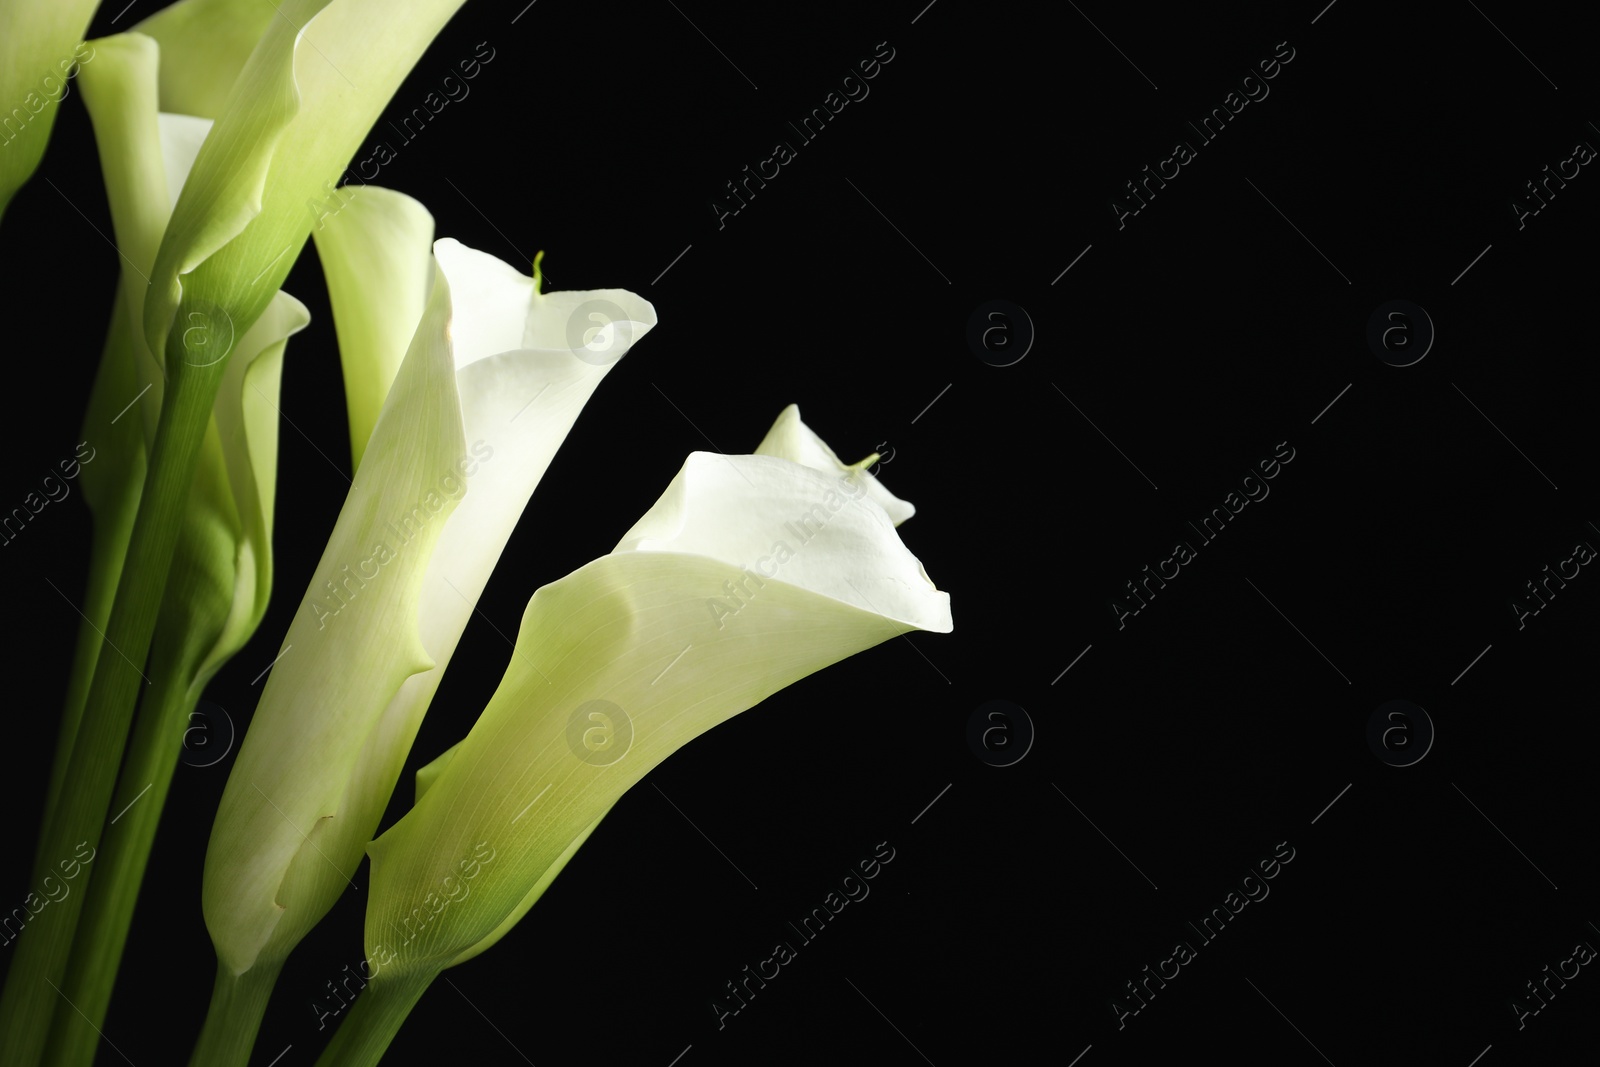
[755,403,916,525]
[615,452,949,632]
[417,240,658,658]
[433,237,658,370]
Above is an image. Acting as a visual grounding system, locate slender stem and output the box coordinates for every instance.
[34,291,145,866]
[314,971,438,1067]
[39,514,137,827]
[0,341,227,1065]
[187,961,286,1067]
[43,639,213,1065]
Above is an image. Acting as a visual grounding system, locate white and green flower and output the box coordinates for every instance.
[201,224,657,988]
[313,408,950,1064]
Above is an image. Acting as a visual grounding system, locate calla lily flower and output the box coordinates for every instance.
[0,4,478,1059]
[0,0,100,225]
[318,411,951,1064]
[192,221,655,1063]
[50,19,311,823]
[26,30,313,1067]
[143,0,473,363]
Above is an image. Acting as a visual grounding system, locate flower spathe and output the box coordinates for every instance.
[754,403,916,526]
[311,186,436,470]
[0,0,99,224]
[74,29,311,734]
[201,227,657,978]
[141,0,474,363]
[360,412,951,977]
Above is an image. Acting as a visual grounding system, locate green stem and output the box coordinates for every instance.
[314,971,438,1067]
[45,402,242,1067]
[187,961,286,1067]
[39,512,137,828]
[0,339,228,1066]
[34,290,146,869]
[42,659,208,1066]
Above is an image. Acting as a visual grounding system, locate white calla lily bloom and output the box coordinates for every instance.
[201,229,656,992]
[320,410,949,1063]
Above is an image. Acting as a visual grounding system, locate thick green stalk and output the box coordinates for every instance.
[0,338,229,1065]
[39,507,135,832]
[313,971,437,1067]
[44,525,229,1067]
[188,960,286,1067]
[34,289,147,860]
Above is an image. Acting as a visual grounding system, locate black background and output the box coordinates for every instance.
[3,0,1598,1064]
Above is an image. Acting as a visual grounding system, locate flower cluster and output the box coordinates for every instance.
[0,7,951,1067]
